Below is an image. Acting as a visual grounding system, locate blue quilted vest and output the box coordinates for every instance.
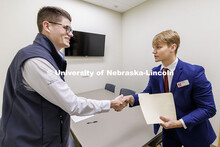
[0,33,70,147]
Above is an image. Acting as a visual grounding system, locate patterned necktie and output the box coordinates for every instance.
[163,68,169,92]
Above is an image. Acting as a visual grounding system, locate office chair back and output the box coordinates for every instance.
[105,83,115,93]
[119,88,136,96]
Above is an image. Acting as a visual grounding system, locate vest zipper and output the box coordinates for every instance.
[60,115,63,143]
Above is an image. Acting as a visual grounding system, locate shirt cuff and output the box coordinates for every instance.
[101,100,111,112]
[130,94,139,106]
[180,118,187,129]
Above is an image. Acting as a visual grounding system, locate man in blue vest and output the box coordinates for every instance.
[123,30,216,147]
[0,6,126,147]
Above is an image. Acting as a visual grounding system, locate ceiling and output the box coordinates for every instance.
[82,0,147,13]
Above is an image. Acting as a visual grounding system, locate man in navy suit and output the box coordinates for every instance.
[124,30,216,147]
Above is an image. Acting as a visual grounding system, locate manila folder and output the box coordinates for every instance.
[139,93,177,124]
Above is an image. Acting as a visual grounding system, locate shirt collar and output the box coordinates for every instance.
[58,51,64,58]
[161,58,178,72]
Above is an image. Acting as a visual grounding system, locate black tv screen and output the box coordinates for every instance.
[65,31,105,56]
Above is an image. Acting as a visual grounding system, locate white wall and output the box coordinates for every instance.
[0,0,122,115]
[1,0,219,144]
[62,0,123,94]
[122,0,220,145]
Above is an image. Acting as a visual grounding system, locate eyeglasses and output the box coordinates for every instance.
[49,21,73,34]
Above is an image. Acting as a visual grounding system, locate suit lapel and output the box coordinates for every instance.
[171,59,183,93]
[155,65,165,93]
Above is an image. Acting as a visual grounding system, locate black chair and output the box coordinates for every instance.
[142,132,162,147]
[119,88,136,96]
[105,83,115,93]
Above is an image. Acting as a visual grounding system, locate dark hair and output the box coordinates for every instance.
[37,6,72,33]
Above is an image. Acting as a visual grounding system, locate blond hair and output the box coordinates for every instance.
[152,30,180,54]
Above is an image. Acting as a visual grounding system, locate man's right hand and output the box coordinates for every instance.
[110,95,128,112]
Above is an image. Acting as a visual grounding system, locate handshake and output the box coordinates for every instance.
[110,95,134,112]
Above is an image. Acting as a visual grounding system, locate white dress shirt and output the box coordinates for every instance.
[22,57,110,116]
[161,58,187,129]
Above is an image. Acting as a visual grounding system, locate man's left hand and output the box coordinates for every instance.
[160,116,183,129]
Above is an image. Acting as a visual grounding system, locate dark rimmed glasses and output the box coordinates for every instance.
[49,21,73,34]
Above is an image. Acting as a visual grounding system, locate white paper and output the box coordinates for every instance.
[139,93,177,124]
[71,115,94,123]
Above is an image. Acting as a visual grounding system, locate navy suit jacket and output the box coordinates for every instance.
[132,59,216,146]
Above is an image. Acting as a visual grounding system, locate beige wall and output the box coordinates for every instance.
[122,0,220,145]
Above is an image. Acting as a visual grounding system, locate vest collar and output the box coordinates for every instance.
[33,33,66,72]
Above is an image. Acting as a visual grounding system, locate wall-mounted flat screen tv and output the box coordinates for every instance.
[65,31,105,56]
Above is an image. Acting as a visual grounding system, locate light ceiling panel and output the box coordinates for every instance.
[82,0,147,13]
